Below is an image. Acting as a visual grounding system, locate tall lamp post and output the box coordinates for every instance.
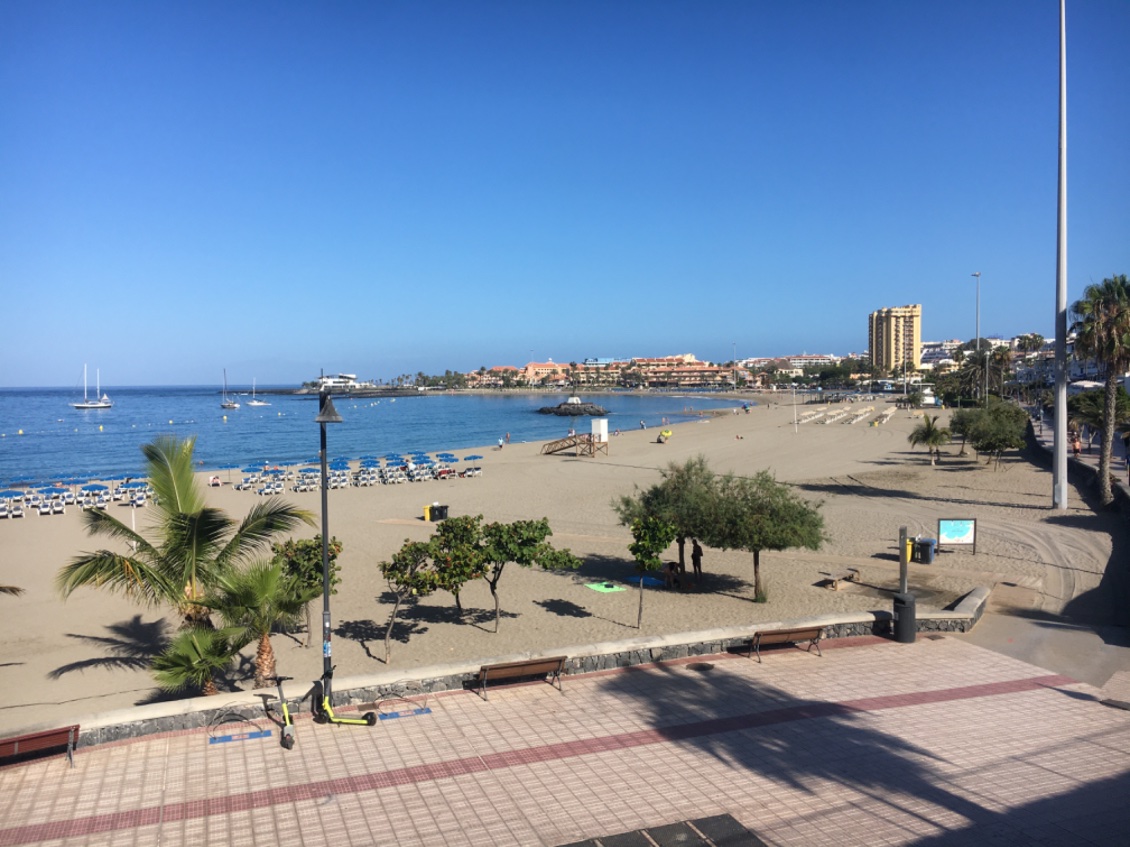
[972,272,985,403]
[316,389,342,704]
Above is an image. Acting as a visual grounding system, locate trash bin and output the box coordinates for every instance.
[423,505,431,521]
[433,504,449,521]
[904,536,916,563]
[893,592,916,644]
[917,538,937,564]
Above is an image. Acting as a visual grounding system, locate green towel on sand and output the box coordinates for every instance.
[585,582,627,593]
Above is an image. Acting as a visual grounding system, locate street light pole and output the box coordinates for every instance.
[972,272,984,403]
[316,388,342,709]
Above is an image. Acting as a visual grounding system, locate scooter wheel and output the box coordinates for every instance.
[364,712,377,726]
[281,734,295,750]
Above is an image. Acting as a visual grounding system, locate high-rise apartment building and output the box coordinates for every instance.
[868,304,922,373]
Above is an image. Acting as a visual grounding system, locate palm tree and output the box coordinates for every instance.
[202,560,316,689]
[57,435,314,623]
[908,415,951,465]
[1,585,24,596]
[152,626,241,696]
[1071,275,1130,504]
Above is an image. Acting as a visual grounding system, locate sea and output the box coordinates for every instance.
[0,387,745,487]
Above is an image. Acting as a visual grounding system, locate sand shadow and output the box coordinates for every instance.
[534,598,592,619]
[48,615,171,679]
[336,618,429,661]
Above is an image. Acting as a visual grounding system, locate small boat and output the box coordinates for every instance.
[247,378,270,407]
[72,365,112,409]
[221,369,240,410]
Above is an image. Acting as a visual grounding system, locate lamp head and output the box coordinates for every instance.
[316,394,343,425]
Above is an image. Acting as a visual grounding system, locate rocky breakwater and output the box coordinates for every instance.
[538,396,608,416]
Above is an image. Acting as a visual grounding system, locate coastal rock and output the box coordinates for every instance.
[538,397,608,416]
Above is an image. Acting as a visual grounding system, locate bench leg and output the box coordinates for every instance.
[66,728,75,768]
[807,638,823,658]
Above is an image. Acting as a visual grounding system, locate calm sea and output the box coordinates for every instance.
[0,387,743,486]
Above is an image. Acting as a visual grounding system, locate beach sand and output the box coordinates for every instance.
[0,399,1117,733]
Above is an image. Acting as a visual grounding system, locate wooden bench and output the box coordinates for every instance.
[824,568,860,590]
[0,725,79,768]
[747,627,823,663]
[476,656,567,701]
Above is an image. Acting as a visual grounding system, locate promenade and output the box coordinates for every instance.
[2,635,1127,846]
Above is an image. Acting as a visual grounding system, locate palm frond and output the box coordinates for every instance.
[56,551,179,607]
[216,500,314,568]
[144,435,205,516]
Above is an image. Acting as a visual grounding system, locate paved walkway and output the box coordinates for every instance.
[1,636,1128,846]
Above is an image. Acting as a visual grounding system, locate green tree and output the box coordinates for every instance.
[965,400,1028,468]
[271,535,342,647]
[378,540,441,664]
[908,415,951,466]
[430,515,486,615]
[57,436,314,624]
[627,516,677,628]
[480,518,580,632]
[202,560,316,689]
[614,456,717,571]
[152,626,242,696]
[1071,275,1130,504]
[708,471,824,602]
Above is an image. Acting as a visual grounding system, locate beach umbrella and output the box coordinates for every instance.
[39,487,68,496]
[7,478,34,487]
[263,468,284,476]
[81,483,109,492]
[105,472,133,481]
[464,454,483,461]
[242,466,263,474]
[300,467,320,475]
[0,490,26,500]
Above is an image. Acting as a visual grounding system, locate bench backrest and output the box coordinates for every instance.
[755,627,822,646]
[0,725,79,760]
[481,657,566,681]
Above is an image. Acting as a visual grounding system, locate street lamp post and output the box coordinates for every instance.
[316,389,342,708]
[972,272,985,403]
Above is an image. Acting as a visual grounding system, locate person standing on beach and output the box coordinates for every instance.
[505,432,510,444]
[498,437,504,450]
[691,539,703,579]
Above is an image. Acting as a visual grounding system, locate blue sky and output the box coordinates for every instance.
[2,1,1128,387]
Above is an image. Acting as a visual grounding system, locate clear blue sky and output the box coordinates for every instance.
[2,1,1127,387]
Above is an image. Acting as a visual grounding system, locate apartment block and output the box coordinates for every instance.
[868,304,922,372]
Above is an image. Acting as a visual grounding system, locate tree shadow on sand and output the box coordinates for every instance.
[336,618,428,662]
[534,598,592,619]
[49,615,171,679]
[597,660,1099,843]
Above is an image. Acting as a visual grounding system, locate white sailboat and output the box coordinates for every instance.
[72,365,112,409]
[221,369,240,409]
[247,378,270,407]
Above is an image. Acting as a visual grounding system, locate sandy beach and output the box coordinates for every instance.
[0,399,1120,734]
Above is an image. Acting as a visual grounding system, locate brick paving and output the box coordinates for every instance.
[1,636,1128,846]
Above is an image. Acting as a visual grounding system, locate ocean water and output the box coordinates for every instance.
[0,387,743,486]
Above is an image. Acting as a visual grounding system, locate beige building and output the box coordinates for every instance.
[868,304,922,373]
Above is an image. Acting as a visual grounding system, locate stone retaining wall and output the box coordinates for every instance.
[75,588,990,748]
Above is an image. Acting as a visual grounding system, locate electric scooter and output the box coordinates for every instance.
[268,675,297,749]
[312,665,377,726]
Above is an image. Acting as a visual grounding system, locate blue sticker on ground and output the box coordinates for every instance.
[208,730,273,745]
[378,707,432,721]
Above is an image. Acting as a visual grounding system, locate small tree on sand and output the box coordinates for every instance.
[270,536,342,647]
[966,400,1028,469]
[152,626,242,696]
[202,560,317,689]
[378,541,440,664]
[615,456,716,572]
[908,415,951,465]
[627,516,677,628]
[430,515,487,615]
[707,471,824,602]
[480,518,580,633]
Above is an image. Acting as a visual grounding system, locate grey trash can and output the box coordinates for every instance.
[433,504,449,521]
[918,538,937,564]
[893,592,916,644]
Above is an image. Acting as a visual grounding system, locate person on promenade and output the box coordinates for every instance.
[691,539,703,579]
[1072,433,1081,459]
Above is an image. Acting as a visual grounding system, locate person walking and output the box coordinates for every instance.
[691,539,703,579]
